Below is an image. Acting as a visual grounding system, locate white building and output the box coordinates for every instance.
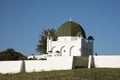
[47,20,94,57]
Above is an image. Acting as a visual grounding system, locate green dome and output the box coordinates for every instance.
[56,21,86,38]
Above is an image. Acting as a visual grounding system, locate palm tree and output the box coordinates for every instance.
[36,28,56,54]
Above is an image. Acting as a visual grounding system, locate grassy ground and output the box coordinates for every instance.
[0,68,120,80]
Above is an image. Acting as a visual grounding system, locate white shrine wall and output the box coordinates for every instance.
[88,55,120,68]
[0,61,22,73]
[0,56,74,74]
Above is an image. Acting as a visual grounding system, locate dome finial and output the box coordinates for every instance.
[70,17,72,21]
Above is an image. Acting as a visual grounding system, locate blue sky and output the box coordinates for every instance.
[0,0,120,56]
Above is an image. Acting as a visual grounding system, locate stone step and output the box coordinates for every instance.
[73,56,88,68]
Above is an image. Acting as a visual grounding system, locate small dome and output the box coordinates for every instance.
[87,36,94,40]
[56,21,86,38]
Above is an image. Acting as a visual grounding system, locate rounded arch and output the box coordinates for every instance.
[51,46,56,53]
[70,46,75,56]
[60,46,66,56]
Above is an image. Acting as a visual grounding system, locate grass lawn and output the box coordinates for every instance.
[0,68,120,80]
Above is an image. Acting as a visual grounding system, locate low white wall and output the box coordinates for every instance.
[0,56,73,73]
[25,56,73,72]
[89,55,120,68]
[0,61,22,73]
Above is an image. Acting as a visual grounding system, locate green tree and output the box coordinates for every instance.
[0,48,27,60]
[36,28,56,54]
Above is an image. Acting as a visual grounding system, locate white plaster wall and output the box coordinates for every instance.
[47,36,93,57]
[58,36,77,41]
[0,61,22,74]
[25,56,74,72]
[0,56,73,73]
[50,37,82,56]
[89,55,120,68]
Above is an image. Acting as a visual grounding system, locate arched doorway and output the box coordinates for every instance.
[70,46,76,56]
[60,46,66,56]
[51,46,56,53]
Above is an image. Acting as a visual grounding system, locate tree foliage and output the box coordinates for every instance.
[0,48,27,60]
[36,28,56,54]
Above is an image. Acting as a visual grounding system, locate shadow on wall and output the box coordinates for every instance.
[20,60,26,73]
[91,56,95,68]
[88,55,95,68]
